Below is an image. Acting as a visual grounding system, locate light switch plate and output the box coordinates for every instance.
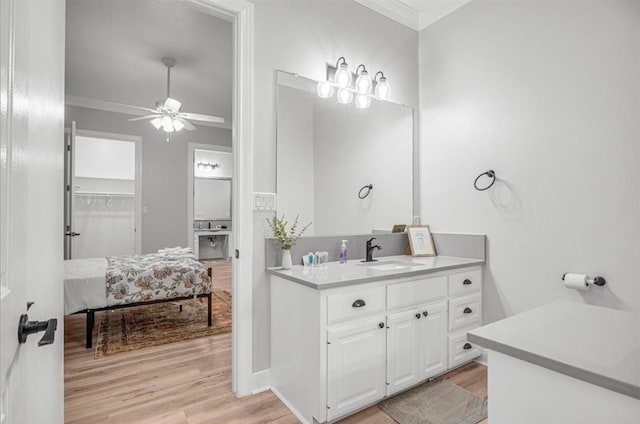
[253,192,277,212]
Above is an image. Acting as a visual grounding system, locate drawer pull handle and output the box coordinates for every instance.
[415,313,421,319]
[378,322,385,329]
[422,311,428,317]
[463,279,472,285]
[463,343,473,350]
[463,307,473,314]
[352,299,366,308]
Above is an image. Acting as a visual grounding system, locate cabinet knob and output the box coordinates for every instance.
[415,313,421,319]
[463,342,473,350]
[378,322,385,329]
[352,299,366,308]
[463,279,472,285]
[463,307,473,314]
[422,311,428,317]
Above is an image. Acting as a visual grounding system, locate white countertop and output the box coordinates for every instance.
[267,255,484,290]
[468,301,640,399]
[194,229,232,236]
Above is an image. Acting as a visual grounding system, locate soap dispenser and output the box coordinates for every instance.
[339,240,348,263]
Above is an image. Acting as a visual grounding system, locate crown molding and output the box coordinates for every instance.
[65,95,232,130]
[353,0,420,31]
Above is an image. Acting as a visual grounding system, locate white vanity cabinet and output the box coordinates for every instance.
[270,264,483,424]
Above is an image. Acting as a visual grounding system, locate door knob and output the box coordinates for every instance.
[422,311,428,317]
[415,313,421,319]
[18,314,58,346]
[65,231,81,237]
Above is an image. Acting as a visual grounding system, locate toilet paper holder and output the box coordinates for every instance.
[562,273,607,287]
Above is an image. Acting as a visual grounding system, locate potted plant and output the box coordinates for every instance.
[266,214,311,269]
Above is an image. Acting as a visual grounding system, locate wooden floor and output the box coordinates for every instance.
[65,259,488,423]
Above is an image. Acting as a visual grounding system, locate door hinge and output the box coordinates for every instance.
[65,225,71,232]
[235,249,239,259]
[66,144,71,151]
[327,341,331,345]
[326,406,330,410]
[66,184,70,192]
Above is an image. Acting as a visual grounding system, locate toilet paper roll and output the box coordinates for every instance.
[563,273,590,291]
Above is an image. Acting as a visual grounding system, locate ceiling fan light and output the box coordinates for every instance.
[161,115,174,132]
[173,119,185,132]
[150,117,163,129]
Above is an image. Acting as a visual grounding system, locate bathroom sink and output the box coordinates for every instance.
[357,260,415,271]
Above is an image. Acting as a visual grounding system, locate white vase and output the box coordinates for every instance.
[281,249,292,270]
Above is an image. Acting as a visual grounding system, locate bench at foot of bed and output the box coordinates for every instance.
[78,292,213,349]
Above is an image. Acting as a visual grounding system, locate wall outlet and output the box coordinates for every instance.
[253,192,277,212]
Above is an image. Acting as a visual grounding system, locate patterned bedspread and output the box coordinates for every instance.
[105,253,211,306]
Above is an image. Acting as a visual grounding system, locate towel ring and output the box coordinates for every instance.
[474,170,496,191]
[358,184,373,199]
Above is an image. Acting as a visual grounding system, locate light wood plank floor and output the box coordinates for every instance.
[65,259,488,423]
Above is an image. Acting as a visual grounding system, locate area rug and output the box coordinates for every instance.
[95,290,232,358]
[380,379,488,424]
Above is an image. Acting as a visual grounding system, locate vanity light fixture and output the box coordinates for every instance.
[317,57,390,109]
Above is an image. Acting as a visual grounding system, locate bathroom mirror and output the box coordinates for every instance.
[276,70,414,236]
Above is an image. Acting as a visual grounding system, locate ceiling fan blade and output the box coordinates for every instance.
[126,104,159,113]
[176,116,197,131]
[164,97,182,112]
[128,114,162,122]
[180,112,225,124]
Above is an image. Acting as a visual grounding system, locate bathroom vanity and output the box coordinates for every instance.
[468,302,640,424]
[268,255,485,424]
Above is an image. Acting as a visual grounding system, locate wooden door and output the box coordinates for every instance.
[0,0,65,422]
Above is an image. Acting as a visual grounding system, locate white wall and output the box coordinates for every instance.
[419,0,640,323]
[251,0,419,372]
[65,105,232,253]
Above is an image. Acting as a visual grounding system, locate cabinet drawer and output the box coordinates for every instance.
[327,286,385,325]
[387,276,447,312]
[448,268,482,297]
[448,330,482,369]
[448,292,482,331]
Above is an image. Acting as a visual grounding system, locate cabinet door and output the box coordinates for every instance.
[419,301,448,379]
[386,309,421,395]
[327,316,387,421]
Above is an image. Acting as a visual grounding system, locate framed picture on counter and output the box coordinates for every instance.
[391,224,406,233]
[407,225,436,257]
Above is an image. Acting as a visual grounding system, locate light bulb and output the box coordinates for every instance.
[317,81,334,98]
[355,94,371,109]
[150,117,163,129]
[334,62,352,88]
[336,88,353,104]
[173,119,185,132]
[374,76,390,100]
[355,70,372,95]
[161,115,174,132]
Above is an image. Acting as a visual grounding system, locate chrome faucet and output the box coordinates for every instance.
[365,237,382,262]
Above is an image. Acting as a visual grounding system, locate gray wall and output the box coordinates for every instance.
[65,105,232,253]
[419,0,640,322]
[251,0,420,372]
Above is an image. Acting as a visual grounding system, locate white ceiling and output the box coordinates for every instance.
[65,0,232,122]
[354,0,473,30]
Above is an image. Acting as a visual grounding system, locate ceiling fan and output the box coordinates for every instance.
[128,57,224,139]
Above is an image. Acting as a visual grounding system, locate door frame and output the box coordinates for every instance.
[180,0,255,396]
[70,128,143,256]
[187,142,232,254]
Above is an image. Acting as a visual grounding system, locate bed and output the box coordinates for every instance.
[64,251,212,348]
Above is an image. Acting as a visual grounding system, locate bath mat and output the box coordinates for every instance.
[380,379,488,424]
[95,290,231,358]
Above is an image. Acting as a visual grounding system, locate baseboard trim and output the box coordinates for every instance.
[251,369,271,394]
[271,386,312,424]
[474,348,488,366]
